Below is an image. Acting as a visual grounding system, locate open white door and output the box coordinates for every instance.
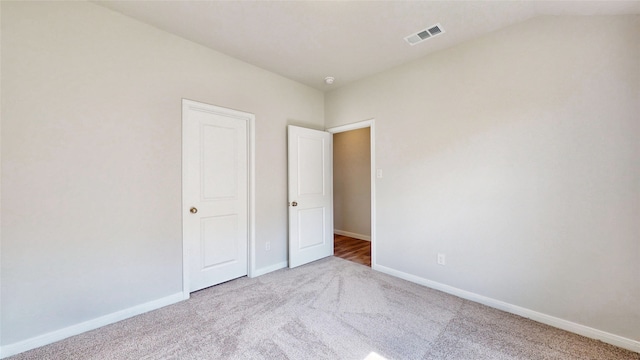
[287,125,333,268]
[183,100,251,292]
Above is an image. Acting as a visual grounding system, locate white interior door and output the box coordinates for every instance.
[183,100,250,292]
[287,125,333,268]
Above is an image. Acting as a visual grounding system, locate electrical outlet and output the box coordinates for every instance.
[265,241,271,251]
[437,253,446,265]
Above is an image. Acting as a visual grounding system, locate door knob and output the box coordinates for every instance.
[291,201,298,207]
[190,207,198,214]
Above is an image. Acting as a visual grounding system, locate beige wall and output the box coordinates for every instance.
[333,128,371,238]
[326,16,640,342]
[0,1,323,345]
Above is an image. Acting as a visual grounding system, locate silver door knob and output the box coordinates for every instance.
[291,201,298,207]
[190,207,198,214]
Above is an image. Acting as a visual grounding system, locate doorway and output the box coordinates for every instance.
[328,120,376,268]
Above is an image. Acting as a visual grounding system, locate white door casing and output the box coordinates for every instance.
[287,125,334,268]
[183,100,253,293]
[327,119,376,269]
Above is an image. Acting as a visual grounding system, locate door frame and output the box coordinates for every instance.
[181,99,256,299]
[327,119,377,269]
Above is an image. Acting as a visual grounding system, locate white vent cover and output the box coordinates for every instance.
[404,24,444,46]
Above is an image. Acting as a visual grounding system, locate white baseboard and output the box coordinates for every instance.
[334,229,371,241]
[0,292,186,359]
[251,261,288,277]
[374,264,640,354]
[4,268,637,358]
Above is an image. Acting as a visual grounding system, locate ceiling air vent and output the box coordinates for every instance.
[404,23,444,46]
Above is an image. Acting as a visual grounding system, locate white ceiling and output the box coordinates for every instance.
[94,1,640,91]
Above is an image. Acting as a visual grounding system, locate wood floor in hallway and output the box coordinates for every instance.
[334,234,371,267]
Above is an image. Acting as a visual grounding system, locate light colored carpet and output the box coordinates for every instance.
[8,256,639,360]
